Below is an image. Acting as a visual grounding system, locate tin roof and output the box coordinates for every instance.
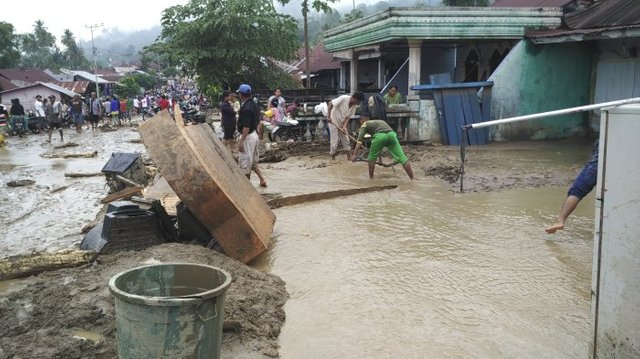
[491,0,573,7]
[0,69,57,91]
[527,0,640,42]
[565,0,640,29]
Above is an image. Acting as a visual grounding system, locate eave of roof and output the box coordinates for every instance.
[527,25,640,44]
[324,7,563,52]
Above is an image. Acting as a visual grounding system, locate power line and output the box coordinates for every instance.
[85,23,104,98]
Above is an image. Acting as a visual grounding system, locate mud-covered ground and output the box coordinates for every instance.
[0,120,593,358]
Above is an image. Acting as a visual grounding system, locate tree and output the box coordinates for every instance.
[278,0,337,88]
[61,29,89,69]
[20,20,58,69]
[151,0,299,90]
[116,76,142,98]
[0,22,21,69]
[442,0,489,6]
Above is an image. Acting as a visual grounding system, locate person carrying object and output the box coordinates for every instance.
[236,84,267,188]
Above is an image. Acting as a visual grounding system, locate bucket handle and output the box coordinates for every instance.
[196,299,218,321]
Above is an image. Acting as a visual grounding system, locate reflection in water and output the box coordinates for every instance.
[258,160,593,358]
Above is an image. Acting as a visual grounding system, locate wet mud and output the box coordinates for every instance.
[0,122,595,358]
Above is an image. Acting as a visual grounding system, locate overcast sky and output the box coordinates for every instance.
[0,0,371,43]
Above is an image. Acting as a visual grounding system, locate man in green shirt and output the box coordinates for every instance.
[351,113,415,180]
[383,85,403,105]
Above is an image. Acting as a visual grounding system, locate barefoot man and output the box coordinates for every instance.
[351,113,415,180]
[546,140,599,234]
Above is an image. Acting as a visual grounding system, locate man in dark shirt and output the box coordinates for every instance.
[9,98,27,135]
[219,91,237,152]
[236,84,267,187]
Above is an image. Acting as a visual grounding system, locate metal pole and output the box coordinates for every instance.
[85,23,103,99]
[380,57,409,94]
[467,97,640,130]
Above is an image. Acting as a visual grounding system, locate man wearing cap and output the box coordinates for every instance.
[327,92,364,160]
[236,84,267,187]
[351,113,415,180]
[45,95,64,142]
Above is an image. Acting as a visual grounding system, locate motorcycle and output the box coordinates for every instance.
[181,104,206,125]
[141,106,161,121]
[26,112,43,134]
[9,116,27,137]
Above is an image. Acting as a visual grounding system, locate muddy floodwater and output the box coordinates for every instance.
[0,125,594,358]
[255,148,594,358]
[0,128,145,256]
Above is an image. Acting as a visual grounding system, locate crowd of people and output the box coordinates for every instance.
[217,84,416,189]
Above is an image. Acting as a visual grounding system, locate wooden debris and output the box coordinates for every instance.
[64,172,103,178]
[53,142,79,149]
[267,185,398,209]
[7,179,35,187]
[0,250,95,280]
[101,186,143,204]
[138,108,275,263]
[41,151,98,159]
[50,185,69,193]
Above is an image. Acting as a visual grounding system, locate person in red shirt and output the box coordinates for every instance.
[119,98,128,124]
[158,95,170,111]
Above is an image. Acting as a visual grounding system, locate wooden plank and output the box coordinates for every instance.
[101,186,143,204]
[442,90,467,146]
[267,185,398,208]
[459,90,477,145]
[432,91,448,145]
[467,88,486,145]
[138,110,275,263]
[0,250,95,280]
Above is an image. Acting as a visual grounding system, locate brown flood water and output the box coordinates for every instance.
[255,153,594,358]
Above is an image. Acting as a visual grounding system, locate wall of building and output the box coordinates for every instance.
[1,86,63,112]
[489,40,593,141]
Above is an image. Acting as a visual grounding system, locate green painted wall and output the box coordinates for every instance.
[490,40,593,141]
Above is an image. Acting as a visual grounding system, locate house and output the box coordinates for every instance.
[323,1,640,143]
[323,6,564,142]
[290,41,342,89]
[0,69,57,92]
[0,82,80,109]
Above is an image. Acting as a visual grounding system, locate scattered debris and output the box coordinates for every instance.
[53,142,80,149]
[41,151,98,159]
[267,185,398,208]
[64,172,103,178]
[127,138,142,144]
[50,185,69,194]
[101,186,143,204]
[7,179,35,187]
[0,249,95,280]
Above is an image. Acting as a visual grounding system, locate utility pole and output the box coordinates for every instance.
[85,23,103,99]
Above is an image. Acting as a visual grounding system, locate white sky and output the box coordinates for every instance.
[0,0,370,43]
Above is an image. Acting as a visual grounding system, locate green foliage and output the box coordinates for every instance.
[151,0,299,90]
[20,20,59,69]
[130,73,157,91]
[442,0,488,6]
[0,22,21,68]
[116,76,142,98]
[61,29,89,69]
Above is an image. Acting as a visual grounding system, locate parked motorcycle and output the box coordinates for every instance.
[9,116,27,137]
[141,106,161,121]
[181,104,206,124]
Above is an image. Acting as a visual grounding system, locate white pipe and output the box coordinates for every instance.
[380,57,409,94]
[469,97,640,129]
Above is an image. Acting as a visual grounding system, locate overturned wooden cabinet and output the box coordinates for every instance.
[138,110,275,263]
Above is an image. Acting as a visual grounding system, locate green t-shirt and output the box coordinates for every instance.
[357,120,392,143]
[383,92,403,105]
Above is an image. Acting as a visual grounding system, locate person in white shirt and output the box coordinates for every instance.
[326,92,364,160]
[34,95,46,131]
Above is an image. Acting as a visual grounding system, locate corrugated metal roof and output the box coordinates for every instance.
[71,71,112,84]
[0,82,77,98]
[58,81,89,94]
[491,0,572,7]
[565,0,640,29]
[0,69,57,91]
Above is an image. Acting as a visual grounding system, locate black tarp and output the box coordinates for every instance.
[101,152,141,175]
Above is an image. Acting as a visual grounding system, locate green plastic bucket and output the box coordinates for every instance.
[108,263,232,358]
